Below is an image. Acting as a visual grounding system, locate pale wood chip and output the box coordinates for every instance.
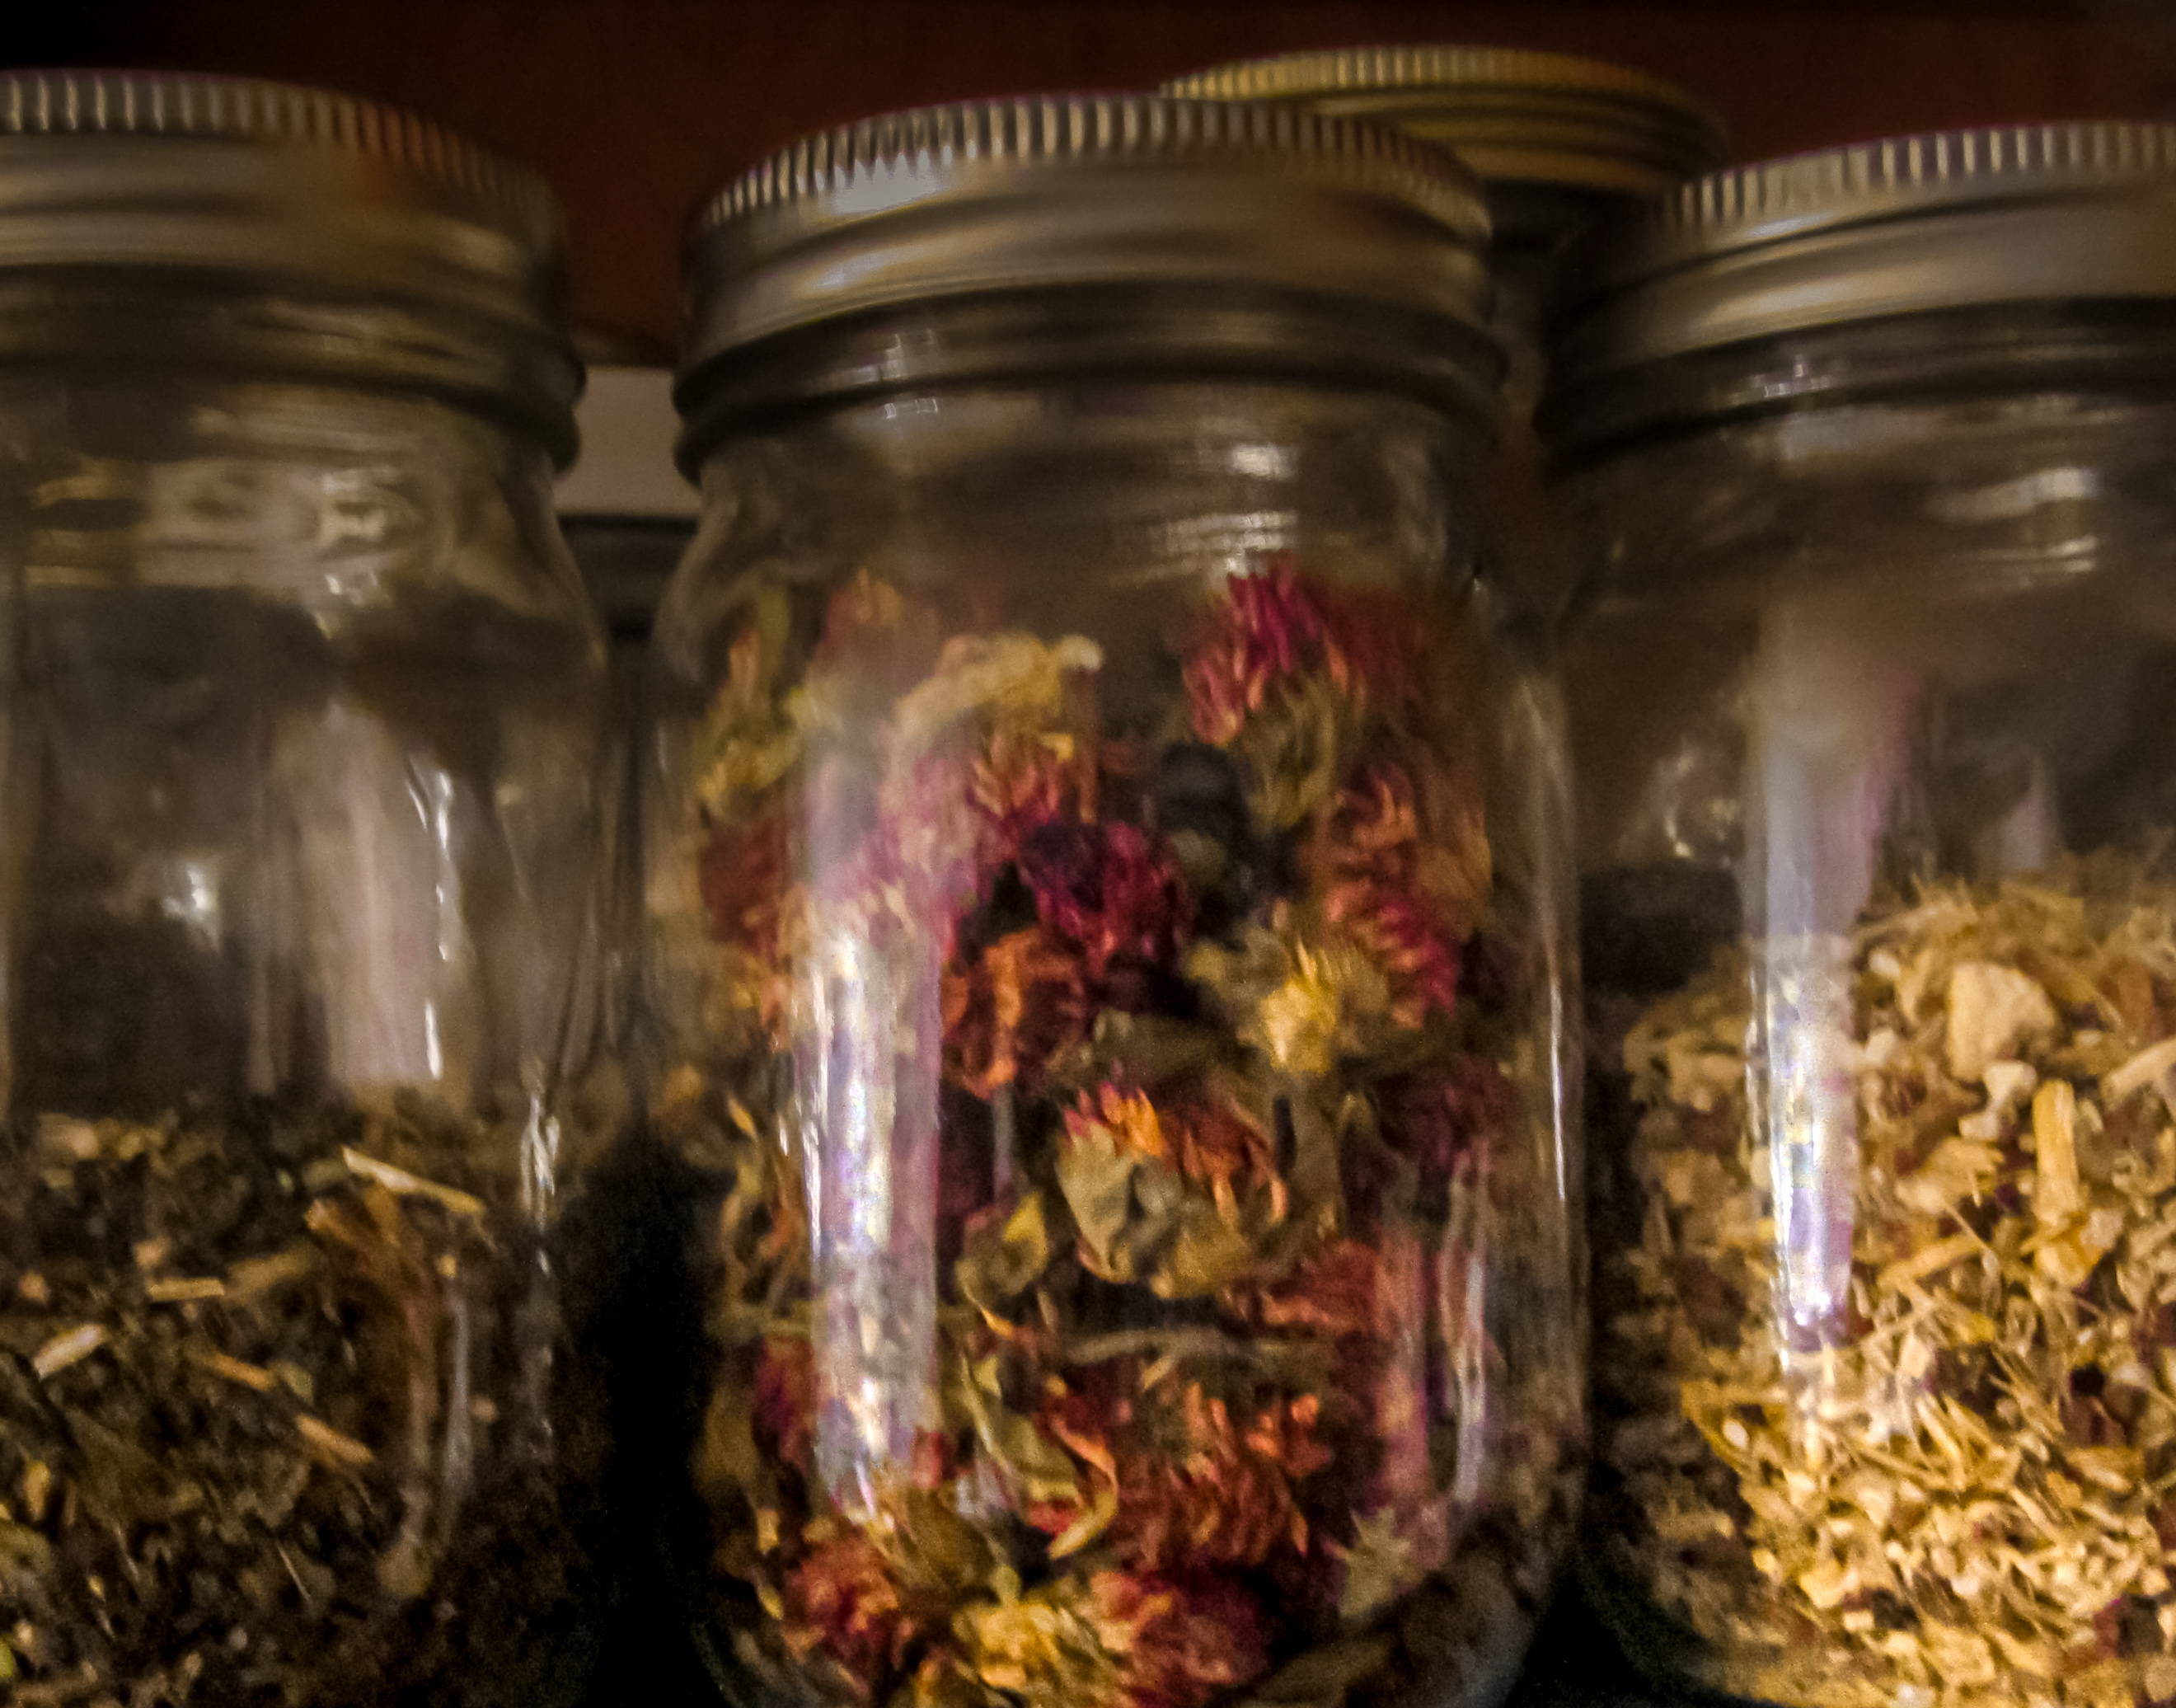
[30,1323,106,1379]
[338,1147,485,1217]
[187,1346,278,1392]
[144,1275,226,1304]
[224,1246,319,1300]
[1877,1232,1983,1293]
[295,1414,374,1468]
[2105,1035,2176,1102]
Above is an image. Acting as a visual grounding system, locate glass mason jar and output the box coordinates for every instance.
[1550,125,2176,1708]
[1165,46,1727,621]
[0,73,609,1706]
[647,96,1583,1708]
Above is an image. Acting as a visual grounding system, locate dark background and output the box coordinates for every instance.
[24,0,2176,350]
[15,2,2158,1701]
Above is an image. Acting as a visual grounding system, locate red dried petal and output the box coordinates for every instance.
[1020,821,1189,980]
[1245,1239,1383,1340]
[700,811,790,956]
[781,1532,934,1687]
[942,927,1091,1098]
[1086,1570,1269,1708]
[1180,562,1428,749]
[1394,1058,1515,1180]
[754,1337,815,1471]
[1181,563,1345,745]
[1325,877,1461,1025]
[1031,1376,1330,1572]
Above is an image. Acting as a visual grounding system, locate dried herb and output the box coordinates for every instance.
[0,1094,584,1706]
[1597,863,2176,1707]
[662,563,1578,1708]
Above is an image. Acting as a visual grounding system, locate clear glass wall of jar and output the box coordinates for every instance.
[0,73,609,1706]
[649,96,1583,1708]
[1550,124,2176,1708]
[1165,46,1728,622]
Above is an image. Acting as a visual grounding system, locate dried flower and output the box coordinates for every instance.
[1186,913,1399,1078]
[943,927,1092,1099]
[678,563,1569,1708]
[1183,565,1354,748]
[1392,1059,1517,1183]
[1020,821,1189,982]
[782,1529,942,1686]
[756,1337,816,1471]
[1240,1238,1383,1340]
[1322,879,1460,1028]
[1030,1374,1332,1571]
[959,1570,1269,1708]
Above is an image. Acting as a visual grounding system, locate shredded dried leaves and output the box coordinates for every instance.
[0,1096,566,1706]
[664,563,1579,1708]
[1598,864,2176,1708]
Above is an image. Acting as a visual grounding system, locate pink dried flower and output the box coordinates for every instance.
[1325,877,1461,1026]
[700,810,790,959]
[1062,1084,1276,1203]
[1394,1058,1515,1180]
[1020,821,1189,980]
[1242,1238,1383,1340]
[1182,563,1352,746]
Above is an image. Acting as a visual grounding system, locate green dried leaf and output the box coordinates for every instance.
[950,1354,1079,1509]
[887,1487,1003,1595]
[1152,1202,1259,1299]
[892,1651,998,1708]
[1045,1476,1118,1560]
[0,1523,53,1593]
[1237,1635,1395,1708]
[1236,674,1358,831]
[1057,1132,1139,1277]
[1338,1510,1429,1628]
[692,1372,763,1501]
[955,1194,1055,1314]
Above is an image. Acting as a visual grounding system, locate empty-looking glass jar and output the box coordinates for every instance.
[1550,124,2176,1708]
[650,95,1583,1708]
[0,73,608,1706]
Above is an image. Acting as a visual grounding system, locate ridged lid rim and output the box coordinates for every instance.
[1165,43,1720,121]
[678,92,1502,430]
[0,69,564,254]
[692,92,1491,247]
[1546,120,2176,448]
[1162,45,1728,193]
[1627,120,2176,270]
[0,70,578,458]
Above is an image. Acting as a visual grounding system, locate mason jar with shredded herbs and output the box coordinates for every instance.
[0,73,612,1706]
[1597,867,2176,1707]
[1551,120,2176,1708]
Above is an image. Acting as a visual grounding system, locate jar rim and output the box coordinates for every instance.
[1162,44,1728,207]
[0,71,579,461]
[672,284,1505,471]
[1547,121,2176,442]
[677,93,1499,420]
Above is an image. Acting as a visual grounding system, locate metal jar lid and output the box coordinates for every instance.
[1550,121,2176,426]
[678,93,1499,446]
[0,70,579,461]
[1165,45,1727,241]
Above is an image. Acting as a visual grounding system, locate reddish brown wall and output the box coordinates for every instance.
[51,0,2173,346]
